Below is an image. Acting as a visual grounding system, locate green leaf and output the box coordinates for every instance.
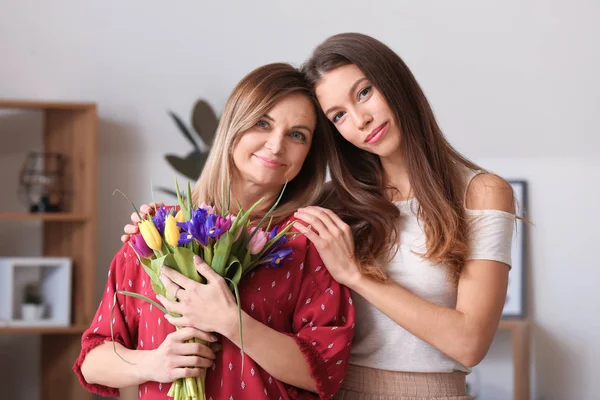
[266,215,274,233]
[224,277,244,376]
[247,180,288,244]
[129,243,165,295]
[242,249,252,269]
[191,99,219,147]
[151,254,169,276]
[118,290,169,314]
[112,189,143,222]
[187,181,194,213]
[168,110,201,152]
[110,292,135,365]
[211,231,233,276]
[231,198,263,234]
[175,178,189,217]
[204,243,213,265]
[224,255,242,289]
[173,246,202,283]
[230,225,248,258]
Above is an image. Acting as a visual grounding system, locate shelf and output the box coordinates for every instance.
[0,98,97,400]
[0,213,89,222]
[498,318,529,331]
[0,99,96,110]
[0,324,87,334]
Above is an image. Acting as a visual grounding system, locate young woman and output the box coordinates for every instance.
[74,63,355,400]
[290,33,515,399]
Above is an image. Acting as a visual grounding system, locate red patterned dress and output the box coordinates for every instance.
[74,217,355,399]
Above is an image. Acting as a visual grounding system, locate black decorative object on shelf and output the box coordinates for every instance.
[157,99,219,198]
[18,152,65,213]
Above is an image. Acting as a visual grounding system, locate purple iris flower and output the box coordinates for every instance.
[152,206,169,235]
[177,208,209,245]
[263,226,288,257]
[261,247,293,268]
[205,214,222,238]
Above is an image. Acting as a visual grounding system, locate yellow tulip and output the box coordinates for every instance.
[175,210,185,223]
[139,220,162,251]
[165,214,181,247]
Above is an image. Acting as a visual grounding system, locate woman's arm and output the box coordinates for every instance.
[158,250,354,397]
[81,328,217,388]
[294,174,514,367]
[158,258,318,392]
[74,244,217,395]
[345,259,508,367]
[226,310,318,392]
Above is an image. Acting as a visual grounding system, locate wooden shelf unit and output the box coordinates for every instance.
[0,100,97,400]
[498,318,531,400]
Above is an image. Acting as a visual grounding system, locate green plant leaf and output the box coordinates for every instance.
[211,231,233,276]
[173,246,202,283]
[187,181,194,212]
[165,152,209,181]
[224,255,242,288]
[118,290,168,314]
[224,277,244,376]
[191,99,219,147]
[175,178,188,217]
[112,189,143,222]
[169,110,201,152]
[247,181,288,244]
[110,292,135,365]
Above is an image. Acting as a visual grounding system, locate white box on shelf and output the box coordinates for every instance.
[0,257,72,327]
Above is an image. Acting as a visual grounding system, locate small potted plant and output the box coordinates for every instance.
[21,283,44,321]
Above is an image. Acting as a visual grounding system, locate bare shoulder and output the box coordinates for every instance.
[465,173,515,213]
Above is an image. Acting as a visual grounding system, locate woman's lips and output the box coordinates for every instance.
[364,122,389,145]
[254,154,285,168]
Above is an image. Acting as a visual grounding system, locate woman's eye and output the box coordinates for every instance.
[358,86,372,100]
[332,111,345,123]
[256,120,269,128]
[289,131,306,141]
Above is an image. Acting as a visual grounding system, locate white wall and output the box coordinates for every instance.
[1,1,598,399]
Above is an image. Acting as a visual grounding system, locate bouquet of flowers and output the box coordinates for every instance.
[112,180,295,400]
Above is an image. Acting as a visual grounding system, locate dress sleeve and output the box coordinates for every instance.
[285,242,355,399]
[73,243,139,398]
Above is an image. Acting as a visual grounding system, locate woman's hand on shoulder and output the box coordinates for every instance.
[293,206,361,287]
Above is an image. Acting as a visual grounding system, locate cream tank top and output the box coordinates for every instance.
[349,168,515,372]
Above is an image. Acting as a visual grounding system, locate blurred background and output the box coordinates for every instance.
[0,1,598,399]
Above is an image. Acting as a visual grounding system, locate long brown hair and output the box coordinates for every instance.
[303,33,482,283]
[194,63,329,222]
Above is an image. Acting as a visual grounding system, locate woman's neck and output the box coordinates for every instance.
[229,178,281,217]
[380,150,412,202]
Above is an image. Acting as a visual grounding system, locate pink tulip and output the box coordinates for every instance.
[248,227,268,255]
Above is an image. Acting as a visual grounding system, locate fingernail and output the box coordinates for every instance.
[193,255,201,264]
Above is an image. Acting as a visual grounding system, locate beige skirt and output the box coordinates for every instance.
[334,365,473,400]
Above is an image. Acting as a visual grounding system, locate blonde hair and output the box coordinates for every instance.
[193,63,328,222]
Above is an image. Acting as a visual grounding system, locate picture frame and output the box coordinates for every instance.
[502,180,527,318]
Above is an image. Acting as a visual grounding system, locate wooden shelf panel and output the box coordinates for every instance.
[0,325,87,334]
[0,213,89,222]
[498,318,529,331]
[0,99,95,110]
